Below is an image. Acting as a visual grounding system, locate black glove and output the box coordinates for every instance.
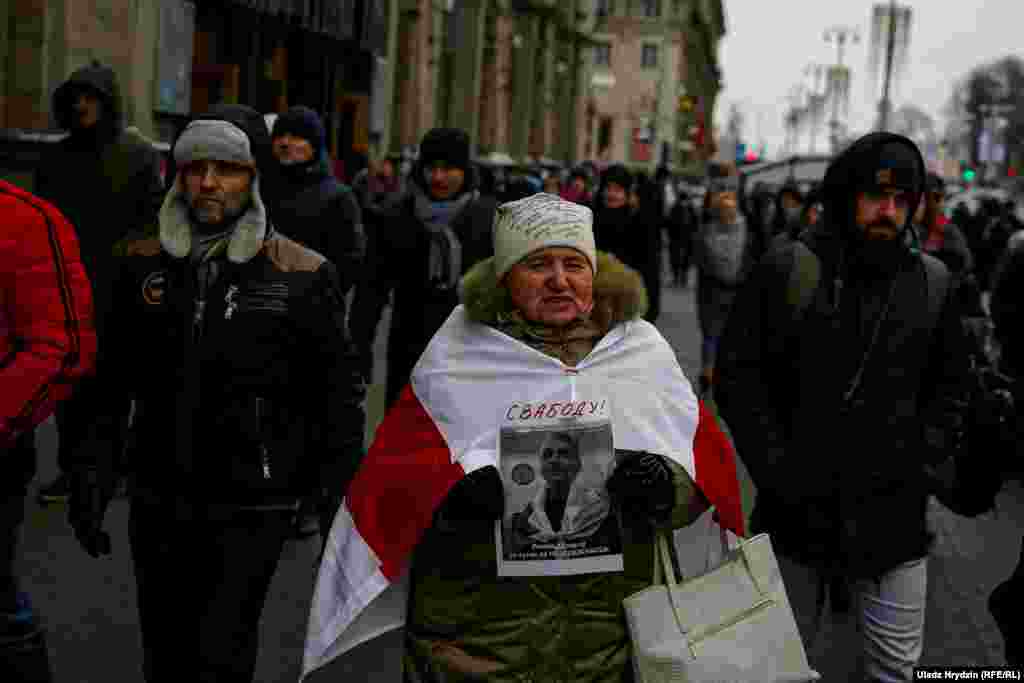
[607,451,675,524]
[439,466,504,522]
[67,468,114,558]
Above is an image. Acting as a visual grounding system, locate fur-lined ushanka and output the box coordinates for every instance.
[460,250,648,332]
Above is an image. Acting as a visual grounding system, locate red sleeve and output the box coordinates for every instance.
[0,180,97,445]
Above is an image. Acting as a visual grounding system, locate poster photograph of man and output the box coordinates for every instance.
[496,417,623,577]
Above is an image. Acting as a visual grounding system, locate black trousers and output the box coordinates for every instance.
[128,499,293,683]
[0,433,51,682]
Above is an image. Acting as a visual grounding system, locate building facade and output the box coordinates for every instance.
[2,0,724,180]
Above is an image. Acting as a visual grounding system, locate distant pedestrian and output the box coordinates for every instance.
[692,169,758,396]
[33,60,164,504]
[1,180,97,682]
[560,168,592,205]
[630,172,665,323]
[270,106,365,294]
[666,189,698,288]
[772,182,805,240]
[67,104,366,682]
[350,127,497,407]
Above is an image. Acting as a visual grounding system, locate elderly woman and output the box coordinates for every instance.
[303,193,749,682]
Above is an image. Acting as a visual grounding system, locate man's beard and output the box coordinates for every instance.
[188,190,251,233]
[851,218,910,274]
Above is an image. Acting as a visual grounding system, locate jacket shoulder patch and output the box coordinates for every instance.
[265,235,326,273]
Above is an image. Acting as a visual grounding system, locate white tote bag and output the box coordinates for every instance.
[623,525,819,683]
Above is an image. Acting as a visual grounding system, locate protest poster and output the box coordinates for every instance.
[496,398,623,577]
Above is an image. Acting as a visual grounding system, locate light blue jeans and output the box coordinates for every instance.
[780,555,928,682]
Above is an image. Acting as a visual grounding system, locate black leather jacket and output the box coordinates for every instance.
[85,230,366,509]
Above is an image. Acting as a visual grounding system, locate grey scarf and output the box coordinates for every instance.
[413,184,476,291]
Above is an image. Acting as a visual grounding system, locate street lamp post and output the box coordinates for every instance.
[824,25,859,154]
[805,64,826,154]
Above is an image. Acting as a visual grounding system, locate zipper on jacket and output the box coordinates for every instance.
[192,298,207,344]
[260,444,272,480]
[685,597,776,657]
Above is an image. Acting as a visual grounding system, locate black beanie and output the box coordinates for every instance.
[602,164,633,191]
[419,128,471,171]
[854,139,922,194]
[272,106,326,153]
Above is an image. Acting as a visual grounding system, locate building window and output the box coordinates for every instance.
[594,44,611,67]
[641,44,658,69]
[639,0,659,18]
[595,0,610,18]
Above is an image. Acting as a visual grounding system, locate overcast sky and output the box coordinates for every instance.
[715,0,1024,158]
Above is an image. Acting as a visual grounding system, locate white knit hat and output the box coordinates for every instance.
[493,193,597,281]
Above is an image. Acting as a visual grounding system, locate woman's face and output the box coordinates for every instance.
[544,176,561,194]
[604,182,628,209]
[505,247,595,327]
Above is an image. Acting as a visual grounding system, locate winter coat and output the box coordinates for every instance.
[592,203,662,322]
[33,62,164,330]
[405,252,714,682]
[991,233,1024,378]
[714,132,971,580]
[914,216,974,276]
[270,163,365,294]
[87,232,366,510]
[350,185,497,406]
[82,107,365,512]
[693,217,759,364]
[0,180,97,448]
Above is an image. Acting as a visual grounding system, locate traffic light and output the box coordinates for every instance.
[963,168,976,182]
[677,95,695,114]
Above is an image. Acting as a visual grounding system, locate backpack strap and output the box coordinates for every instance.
[787,239,821,321]
[920,251,951,334]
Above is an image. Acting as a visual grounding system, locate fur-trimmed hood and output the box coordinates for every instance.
[460,251,648,332]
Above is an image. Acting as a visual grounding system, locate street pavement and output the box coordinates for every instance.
[17,268,1020,682]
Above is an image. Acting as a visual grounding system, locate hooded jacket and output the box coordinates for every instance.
[34,62,164,327]
[350,164,496,407]
[82,106,366,510]
[715,132,971,579]
[269,140,365,294]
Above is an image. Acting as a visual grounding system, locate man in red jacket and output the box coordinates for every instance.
[0,179,97,681]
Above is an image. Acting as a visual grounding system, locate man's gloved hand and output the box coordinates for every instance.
[607,451,675,524]
[439,466,504,522]
[67,468,114,558]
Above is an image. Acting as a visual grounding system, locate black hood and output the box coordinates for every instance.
[820,132,925,240]
[53,61,123,134]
